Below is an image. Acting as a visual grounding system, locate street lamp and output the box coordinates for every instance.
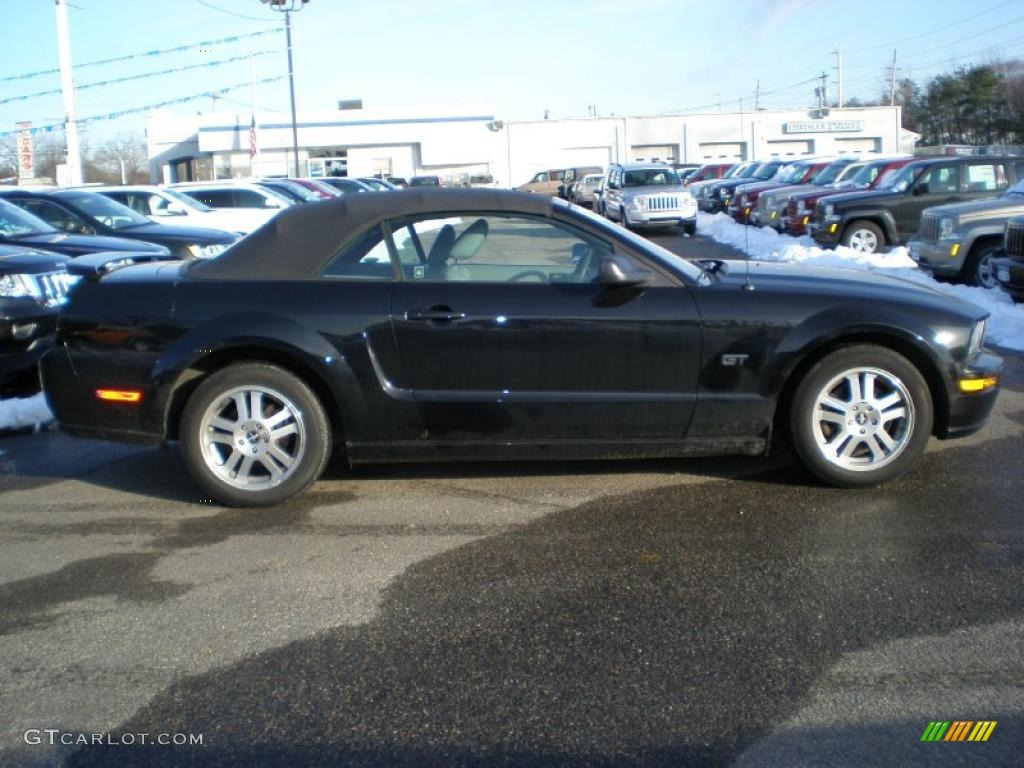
[260,0,309,177]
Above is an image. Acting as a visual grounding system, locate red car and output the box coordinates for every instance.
[783,157,914,236]
[728,160,831,224]
[684,163,733,185]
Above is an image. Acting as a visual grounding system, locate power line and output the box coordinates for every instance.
[0,51,277,107]
[0,28,282,84]
[847,0,1017,53]
[0,76,286,138]
[195,0,281,23]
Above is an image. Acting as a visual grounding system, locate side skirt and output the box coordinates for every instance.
[347,436,768,464]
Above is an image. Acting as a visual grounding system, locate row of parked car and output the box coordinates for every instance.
[0,173,422,396]
[685,153,1024,289]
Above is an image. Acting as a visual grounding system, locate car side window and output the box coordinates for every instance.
[964,163,1006,192]
[321,224,396,281]
[18,199,94,234]
[233,189,270,208]
[919,165,960,194]
[532,172,548,183]
[385,213,612,284]
[190,189,233,208]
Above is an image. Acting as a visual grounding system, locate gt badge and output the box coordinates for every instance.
[721,354,749,367]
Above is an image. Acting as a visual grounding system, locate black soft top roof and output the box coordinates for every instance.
[187,188,554,280]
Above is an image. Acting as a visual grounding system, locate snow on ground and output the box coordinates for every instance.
[698,212,1024,353]
[0,392,52,432]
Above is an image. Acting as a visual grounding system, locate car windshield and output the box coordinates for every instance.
[583,174,603,183]
[360,178,390,191]
[846,162,886,187]
[161,188,212,212]
[622,168,680,187]
[813,161,851,185]
[876,164,922,192]
[563,201,703,281]
[775,164,808,183]
[270,181,321,201]
[56,191,152,229]
[0,198,57,237]
[738,163,762,178]
[753,163,782,180]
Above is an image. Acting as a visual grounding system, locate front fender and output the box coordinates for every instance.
[841,208,898,243]
[148,312,371,442]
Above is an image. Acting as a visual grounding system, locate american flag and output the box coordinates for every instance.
[248,114,259,159]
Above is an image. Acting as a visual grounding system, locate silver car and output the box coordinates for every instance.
[603,163,697,234]
[571,173,604,208]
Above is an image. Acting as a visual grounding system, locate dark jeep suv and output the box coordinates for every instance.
[810,155,1024,254]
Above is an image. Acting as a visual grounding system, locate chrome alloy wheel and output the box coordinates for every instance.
[810,367,915,472]
[846,228,879,253]
[198,385,307,490]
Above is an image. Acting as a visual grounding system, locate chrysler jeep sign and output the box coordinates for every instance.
[784,120,865,134]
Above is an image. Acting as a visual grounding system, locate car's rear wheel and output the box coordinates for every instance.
[789,346,932,487]
[180,363,330,507]
[842,220,884,254]
[963,242,1000,289]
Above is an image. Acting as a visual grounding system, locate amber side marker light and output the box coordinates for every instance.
[95,389,143,403]
[958,376,999,393]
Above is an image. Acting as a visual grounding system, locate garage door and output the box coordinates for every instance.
[697,142,745,160]
[766,140,812,157]
[630,144,678,163]
[835,137,881,154]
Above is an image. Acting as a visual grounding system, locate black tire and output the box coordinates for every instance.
[180,363,331,507]
[841,220,885,254]
[683,221,697,236]
[788,345,933,488]
[962,241,1000,289]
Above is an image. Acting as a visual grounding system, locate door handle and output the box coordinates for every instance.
[405,305,467,323]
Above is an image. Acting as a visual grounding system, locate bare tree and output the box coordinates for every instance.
[90,132,148,185]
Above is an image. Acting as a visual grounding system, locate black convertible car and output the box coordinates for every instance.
[42,189,1002,506]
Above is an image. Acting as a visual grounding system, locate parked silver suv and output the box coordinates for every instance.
[602,163,697,234]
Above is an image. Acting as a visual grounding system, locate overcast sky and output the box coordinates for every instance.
[3,0,1023,144]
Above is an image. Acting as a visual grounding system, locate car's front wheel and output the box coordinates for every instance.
[963,242,1000,289]
[789,346,933,487]
[842,220,885,254]
[180,363,331,506]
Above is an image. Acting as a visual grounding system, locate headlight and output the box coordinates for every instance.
[797,200,806,214]
[0,273,34,298]
[740,195,749,206]
[187,243,229,259]
[627,197,644,209]
[824,204,835,217]
[967,318,987,360]
[939,217,955,239]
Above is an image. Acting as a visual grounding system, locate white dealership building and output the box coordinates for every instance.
[147,104,915,187]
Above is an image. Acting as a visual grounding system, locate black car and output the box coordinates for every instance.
[994,214,1024,300]
[408,176,441,187]
[699,161,781,213]
[1,244,75,394]
[0,197,169,259]
[256,179,323,204]
[318,177,374,195]
[810,155,1024,255]
[42,189,1002,507]
[0,189,237,260]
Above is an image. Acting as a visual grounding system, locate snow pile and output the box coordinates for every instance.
[0,392,53,432]
[698,212,1024,353]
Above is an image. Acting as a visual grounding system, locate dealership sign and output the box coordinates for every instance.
[16,121,34,179]
[784,120,865,134]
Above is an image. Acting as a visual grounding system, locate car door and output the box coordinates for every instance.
[896,163,962,239]
[386,211,702,444]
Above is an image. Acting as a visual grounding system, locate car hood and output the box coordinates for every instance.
[735,180,788,196]
[0,246,70,274]
[117,222,237,244]
[622,185,689,195]
[714,260,982,316]
[923,195,1024,221]
[820,188,905,208]
[12,232,169,256]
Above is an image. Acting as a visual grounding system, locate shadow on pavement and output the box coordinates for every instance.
[62,435,1023,768]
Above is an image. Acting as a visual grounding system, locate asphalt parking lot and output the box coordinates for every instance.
[1,232,1022,767]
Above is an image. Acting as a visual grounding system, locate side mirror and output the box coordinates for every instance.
[600,255,652,286]
[165,203,186,216]
[913,182,929,196]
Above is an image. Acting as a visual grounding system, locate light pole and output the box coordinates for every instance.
[260,0,308,177]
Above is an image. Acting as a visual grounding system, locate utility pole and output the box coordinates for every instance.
[54,0,82,186]
[754,80,760,111]
[832,49,843,108]
[818,71,829,112]
[260,0,308,178]
[889,50,898,106]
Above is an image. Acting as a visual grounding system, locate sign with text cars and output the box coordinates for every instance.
[784,120,866,134]
[16,121,33,179]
